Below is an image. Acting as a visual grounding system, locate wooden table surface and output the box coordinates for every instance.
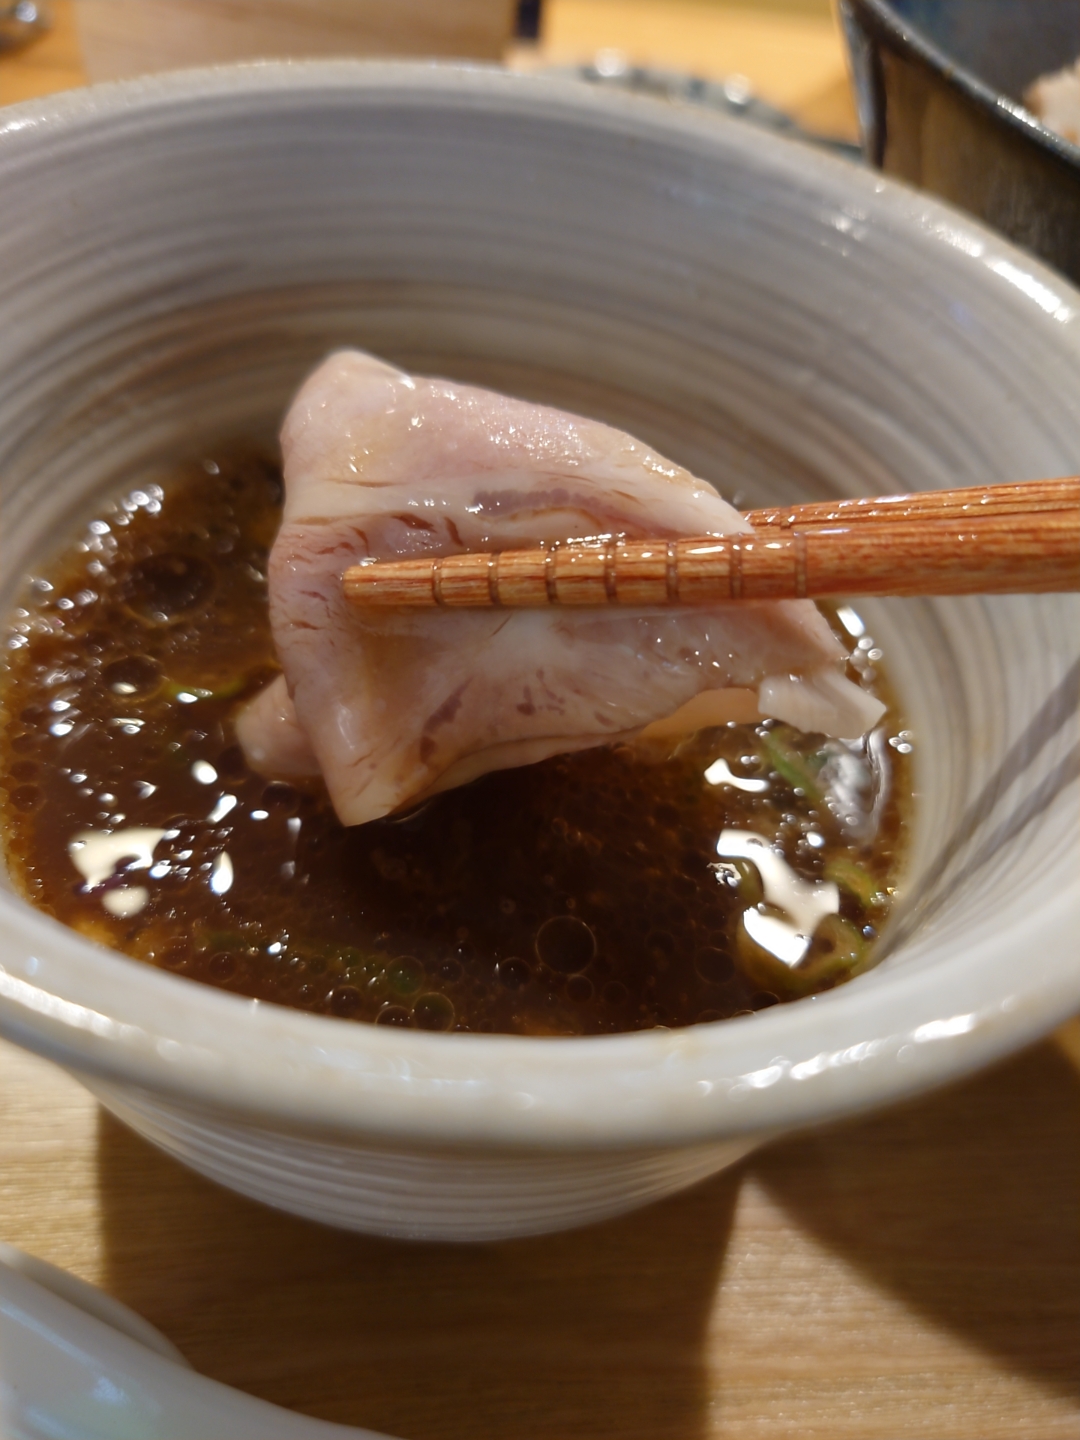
[1,5,1078,1437]
[3,1032,1079,1438]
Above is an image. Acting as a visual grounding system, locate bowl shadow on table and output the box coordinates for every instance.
[95,1041,1080,1433]
[95,1112,742,1439]
[753,1040,1080,1403]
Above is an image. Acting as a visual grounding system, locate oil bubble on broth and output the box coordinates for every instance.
[0,451,910,1036]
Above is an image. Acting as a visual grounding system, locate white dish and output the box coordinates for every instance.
[0,62,1077,1240]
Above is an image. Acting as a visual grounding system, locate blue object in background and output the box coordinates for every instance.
[516,0,542,41]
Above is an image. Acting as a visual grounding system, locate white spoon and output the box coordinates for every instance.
[0,1243,392,1440]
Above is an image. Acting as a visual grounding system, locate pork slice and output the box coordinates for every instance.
[237,349,883,825]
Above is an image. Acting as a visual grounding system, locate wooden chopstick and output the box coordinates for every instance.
[746,477,1078,528]
[342,477,1080,609]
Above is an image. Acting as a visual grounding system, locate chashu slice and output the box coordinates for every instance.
[238,349,883,825]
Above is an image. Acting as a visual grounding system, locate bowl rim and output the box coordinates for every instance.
[0,59,1078,1152]
[845,0,1080,173]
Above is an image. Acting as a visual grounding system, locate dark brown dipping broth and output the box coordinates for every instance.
[0,452,910,1035]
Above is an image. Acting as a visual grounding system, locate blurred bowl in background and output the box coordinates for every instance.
[0,0,52,53]
[840,0,1080,282]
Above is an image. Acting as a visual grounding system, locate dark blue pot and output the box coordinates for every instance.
[840,0,1080,282]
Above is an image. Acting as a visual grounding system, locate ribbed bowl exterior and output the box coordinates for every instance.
[87,1079,757,1241]
[0,65,1078,1239]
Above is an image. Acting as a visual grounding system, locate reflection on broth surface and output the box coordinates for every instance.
[0,452,909,1035]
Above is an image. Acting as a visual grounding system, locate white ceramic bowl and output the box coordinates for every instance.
[1,63,1078,1242]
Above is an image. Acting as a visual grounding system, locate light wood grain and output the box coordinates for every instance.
[0,0,84,106]
[1,1033,1077,1437]
[3,1,859,139]
[526,0,857,138]
[73,0,517,82]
